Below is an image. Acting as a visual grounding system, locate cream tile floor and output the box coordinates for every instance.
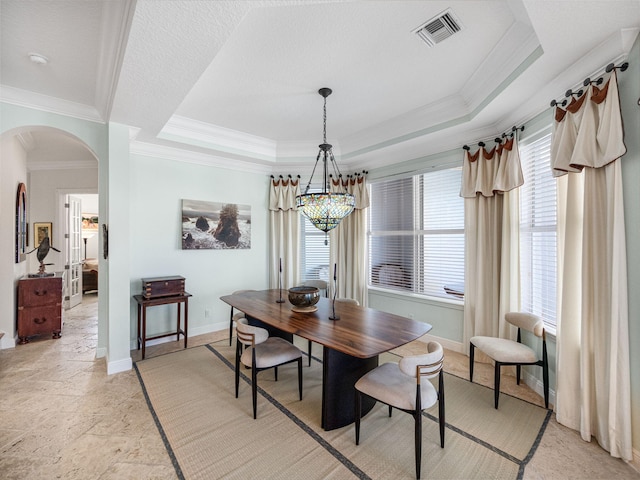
[1,294,638,479]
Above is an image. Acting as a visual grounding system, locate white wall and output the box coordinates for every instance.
[128,153,270,345]
[28,168,99,273]
[0,135,28,347]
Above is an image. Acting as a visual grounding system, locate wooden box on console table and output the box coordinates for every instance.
[17,273,64,344]
[141,276,185,299]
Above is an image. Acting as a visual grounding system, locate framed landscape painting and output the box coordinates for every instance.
[181,200,251,250]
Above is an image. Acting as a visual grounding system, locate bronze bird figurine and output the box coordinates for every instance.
[27,236,61,274]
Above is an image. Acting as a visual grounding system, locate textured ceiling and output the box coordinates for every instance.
[1,0,638,172]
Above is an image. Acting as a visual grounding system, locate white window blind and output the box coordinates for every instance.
[300,193,330,282]
[519,132,557,330]
[368,168,464,299]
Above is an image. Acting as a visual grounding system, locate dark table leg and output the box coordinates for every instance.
[176,300,181,341]
[137,303,141,350]
[184,298,188,349]
[322,348,378,431]
[141,305,147,360]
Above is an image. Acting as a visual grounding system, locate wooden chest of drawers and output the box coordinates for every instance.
[17,273,63,344]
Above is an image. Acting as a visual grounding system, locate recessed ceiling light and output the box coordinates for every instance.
[28,53,49,65]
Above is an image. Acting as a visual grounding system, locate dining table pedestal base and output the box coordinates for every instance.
[322,348,377,430]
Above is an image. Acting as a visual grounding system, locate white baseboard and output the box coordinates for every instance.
[522,369,556,407]
[95,347,106,358]
[0,333,16,349]
[107,355,132,375]
[418,333,464,353]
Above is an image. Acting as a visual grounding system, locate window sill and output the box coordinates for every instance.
[368,285,464,309]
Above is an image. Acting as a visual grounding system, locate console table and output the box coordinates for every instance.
[134,293,191,359]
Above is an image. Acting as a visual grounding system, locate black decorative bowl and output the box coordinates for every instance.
[288,286,320,312]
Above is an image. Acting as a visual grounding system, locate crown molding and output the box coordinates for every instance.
[159,115,278,161]
[95,0,137,120]
[462,21,540,112]
[15,131,36,152]
[130,140,273,174]
[28,159,98,171]
[0,85,104,123]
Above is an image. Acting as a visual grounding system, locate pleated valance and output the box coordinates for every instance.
[269,176,300,211]
[330,173,369,209]
[551,70,626,177]
[460,137,523,198]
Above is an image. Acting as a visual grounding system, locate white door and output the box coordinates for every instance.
[66,195,83,309]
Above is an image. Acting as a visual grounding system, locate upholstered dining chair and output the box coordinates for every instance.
[469,312,549,409]
[234,317,303,419]
[354,341,445,479]
[335,298,359,305]
[301,280,328,366]
[228,289,255,345]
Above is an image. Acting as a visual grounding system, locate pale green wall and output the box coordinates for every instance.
[128,153,269,344]
[620,33,640,453]
[0,135,28,348]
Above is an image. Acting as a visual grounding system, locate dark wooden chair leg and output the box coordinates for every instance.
[494,362,501,409]
[234,342,241,398]
[516,364,521,385]
[388,405,393,417]
[298,358,303,400]
[229,307,234,346]
[251,367,258,419]
[274,366,278,381]
[439,370,445,448]
[308,340,312,366]
[469,343,475,382]
[355,390,362,445]
[414,410,422,479]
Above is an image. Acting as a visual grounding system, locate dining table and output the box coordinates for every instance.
[220,289,432,430]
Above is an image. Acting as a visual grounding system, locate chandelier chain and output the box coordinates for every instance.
[323,96,327,144]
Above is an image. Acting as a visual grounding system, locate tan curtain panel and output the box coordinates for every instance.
[268,176,300,289]
[462,138,522,356]
[329,173,369,306]
[552,70,631,461]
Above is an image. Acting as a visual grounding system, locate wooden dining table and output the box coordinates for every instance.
[220,289,432,430]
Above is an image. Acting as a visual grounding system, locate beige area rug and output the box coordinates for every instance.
[135,341,551,480]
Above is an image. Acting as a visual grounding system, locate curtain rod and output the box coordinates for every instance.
[549,61,629,107]
[462,125,524,151]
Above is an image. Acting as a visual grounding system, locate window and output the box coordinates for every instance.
[519,131,557,330]
[300,203,330,283]
[368,168,464,299]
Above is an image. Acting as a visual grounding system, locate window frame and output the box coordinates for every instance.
[367,167,465,302]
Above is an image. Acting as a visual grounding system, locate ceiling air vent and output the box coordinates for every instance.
[413,9,463,47]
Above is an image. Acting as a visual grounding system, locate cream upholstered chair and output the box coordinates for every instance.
[234,317,303,419]
[469,312,549,409]
[302,279,328,297]
[228,289,255,345]
[301,279,328,366]
[354,342,445,479]
[335,298,359,305]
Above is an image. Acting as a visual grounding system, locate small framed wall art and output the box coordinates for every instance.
[34,222,53,247]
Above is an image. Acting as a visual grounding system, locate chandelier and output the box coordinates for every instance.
[296,88,355,233]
